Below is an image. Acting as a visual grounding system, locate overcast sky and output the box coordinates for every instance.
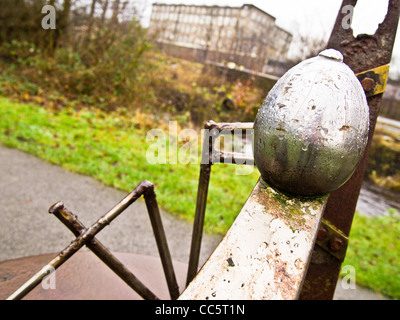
[140,0,400,77]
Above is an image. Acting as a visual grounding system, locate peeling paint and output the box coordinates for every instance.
[179,178,327,300]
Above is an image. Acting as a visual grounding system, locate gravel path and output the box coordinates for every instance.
[0,145,389,300]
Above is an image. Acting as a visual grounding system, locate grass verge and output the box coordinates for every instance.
[342,211,400,299]
[0,96,259,235]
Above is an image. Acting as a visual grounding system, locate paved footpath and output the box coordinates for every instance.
[0,145,389,300]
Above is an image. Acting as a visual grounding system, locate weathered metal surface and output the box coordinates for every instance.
[315,219,348,261]
[186,124,213,285]
[205,120,255,132]
[180,178,328,300]
[7,182,148,300]
[186,163,211,286]
[254,49,370,196]
[356,64,390,97]
[300,0,400,300]
[143,183,180,299]
[207,120,255,165]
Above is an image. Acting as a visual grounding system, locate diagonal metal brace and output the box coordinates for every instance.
[7,180,179,300]
[48,201,160,300]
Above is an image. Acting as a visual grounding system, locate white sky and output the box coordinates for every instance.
[140,0,400,77]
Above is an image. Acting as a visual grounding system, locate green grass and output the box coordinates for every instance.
[1,96,399,299]
[0,96,259,234]
[341,211,400,299]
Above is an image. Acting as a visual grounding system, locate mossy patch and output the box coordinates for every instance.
[254,178,328,232]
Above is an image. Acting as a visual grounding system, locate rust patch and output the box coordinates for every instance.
[339,125,351,131]
[267,249,302,300]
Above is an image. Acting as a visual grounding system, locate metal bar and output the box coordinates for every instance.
[214,150,254,165]
[186,124,213,286]
[7,182,150,300]
[47,201,160,300]
[142,181,180,300]
[180,178,328,300]
[205,120,254,132]
[186,163,212,286]
[207,121,255,165]
[299,0,400,300]
[187,121,255,286]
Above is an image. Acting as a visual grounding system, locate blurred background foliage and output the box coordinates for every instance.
[0,0,266,127]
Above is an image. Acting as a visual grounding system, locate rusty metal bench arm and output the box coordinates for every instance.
[205,120,254,165]
[183,116,332,299]
[181,178,328,299]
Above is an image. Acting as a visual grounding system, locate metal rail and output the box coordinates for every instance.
[186,121,254,285]
[181,178,328,299]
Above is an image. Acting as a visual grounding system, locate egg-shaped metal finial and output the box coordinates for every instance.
[253,49,369,196]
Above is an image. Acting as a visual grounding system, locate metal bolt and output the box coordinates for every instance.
[329,237,343,252]
[317,227,327,241]
[361,77,375,92]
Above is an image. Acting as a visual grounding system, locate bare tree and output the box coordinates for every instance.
[287,21,328,64]
[87,0,98,37]
[111,0,121,24]
[291,35,326,63]
[100,0,109,23]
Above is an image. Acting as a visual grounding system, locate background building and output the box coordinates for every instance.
[148,3,292,74]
